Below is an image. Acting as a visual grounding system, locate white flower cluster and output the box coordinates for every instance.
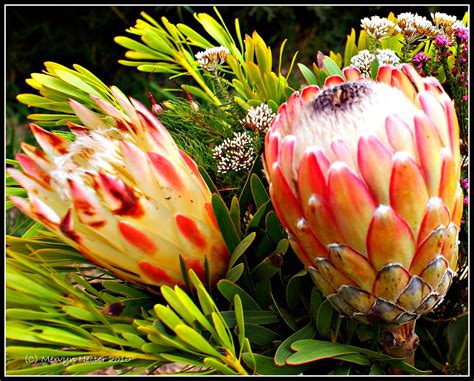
[212,132,255,174]
[351,48,400,76]
[240,103,276,134]
[195,46,230,71]
[431,12,466,38]
[350,50,376,76]
[396,12,437,40]
[376,48,400,66]
[361,16,395,40]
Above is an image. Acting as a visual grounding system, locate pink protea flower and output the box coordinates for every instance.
[8,88,230,289]
[264,64,463,324]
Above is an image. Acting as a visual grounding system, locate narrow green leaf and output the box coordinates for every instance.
[250,174,270,208]
[211,312,233,350]
[62,306,98,322]
[334,352,370,366]
[154,304,185,331]
[218,280,261,310]
[286,268,308,310]
[243,323,281,347]
[174,325,221,357]
[221,310,279,327]
[234,294,245,347]
[316,299,335,338]
[203,357,238,375]
[323,56,344,77]
[101,280,149,298]
[229,196,241,238]
[447,314,468,366]
[228,232,256,269]
[160,286,196,326]
[225,263,245,282]
[172,287,214,333]
[211,194,240,254]
[270,293,299,332]
[297,63,318,85]
[92,332,129,347]
[122,332,147,349]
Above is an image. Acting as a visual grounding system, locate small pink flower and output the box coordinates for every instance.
[434,34,451,47]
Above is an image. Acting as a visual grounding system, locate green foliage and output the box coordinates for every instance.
[115,7,296,110]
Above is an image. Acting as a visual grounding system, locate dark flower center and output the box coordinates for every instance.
[311,81,373,113]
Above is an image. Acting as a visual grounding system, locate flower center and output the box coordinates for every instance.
[291,80,417,171]
[50,130,122,201]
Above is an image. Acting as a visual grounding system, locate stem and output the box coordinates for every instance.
[380,320,420,374]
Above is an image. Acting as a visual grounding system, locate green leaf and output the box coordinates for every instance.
[211,194,240,253]
[323,56,344,77]
[246,201,270,231]
[217,279,261,310]
[369,362,385,375]
[251,253,282,282]
[270,293,299,331]
[286,339,358,365]
[172,286,214,332]
[234,294,245,347]
[225,263,245,282]
[122,332,147,349]
[62,306,99,322]
[221,310,279,327]
[7,363,66,375]
[298,63,318,85]
[92,332,129,347]
[334,352,370,366]
[203,357,238,375]
[274,323,316,366]
[160,286,196,326]
[154,304,185,331]
[229,232,256,268]
[211,312,233,350]
[286,268,308,310]
[242,353,309,375]
[316,299,335,338]
[229,196,241,238]
[265,211,284,243]
[66,361,124,374]
[250,174,270,208]
[447,314,468,367]
[6,309,62,320]
[174,325,222,357]
[243,323,281,347]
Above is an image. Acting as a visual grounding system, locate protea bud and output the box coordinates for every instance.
[8,89,230,288]
[264,64,463,325]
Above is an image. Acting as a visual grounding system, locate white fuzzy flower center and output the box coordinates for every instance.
[291,80,417,168]
[50,130,122,201]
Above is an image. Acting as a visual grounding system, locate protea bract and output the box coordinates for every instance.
[8,89,230,288]
[264,64,463,325]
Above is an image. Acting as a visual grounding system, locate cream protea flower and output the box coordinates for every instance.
[195,46,229,71]
[264,64,463,325]
[8,89,230,289]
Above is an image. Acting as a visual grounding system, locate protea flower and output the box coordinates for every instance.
[264,64,463,325]
[8,89,230,288]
